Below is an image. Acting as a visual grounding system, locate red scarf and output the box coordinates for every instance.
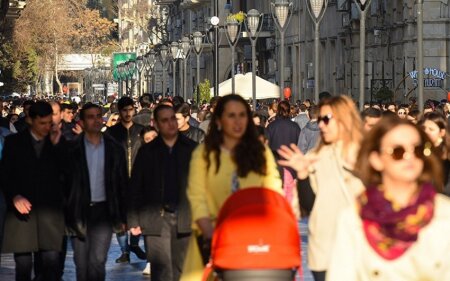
[358,183,435,260]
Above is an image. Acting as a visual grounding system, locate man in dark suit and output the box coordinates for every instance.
[0,101,66,281]
[128,104,197,281]
[65,103,127,281]
[105,96,146,263]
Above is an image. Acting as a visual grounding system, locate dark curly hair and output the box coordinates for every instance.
[204,94,267,177]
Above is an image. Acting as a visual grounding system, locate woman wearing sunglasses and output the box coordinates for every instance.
[327,115,450,281]
[397,107,408,119]
[278,95,364,281]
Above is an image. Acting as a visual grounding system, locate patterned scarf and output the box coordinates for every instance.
[358,183,435,260]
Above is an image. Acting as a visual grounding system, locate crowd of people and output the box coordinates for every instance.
[0,91,449,281]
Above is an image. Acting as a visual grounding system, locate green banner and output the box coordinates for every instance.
[112,52,136,81]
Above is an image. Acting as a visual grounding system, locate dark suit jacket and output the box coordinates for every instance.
[65,133,128,238]
[105,122,144,177]
[0,130,66,253]
[128,134,197,235]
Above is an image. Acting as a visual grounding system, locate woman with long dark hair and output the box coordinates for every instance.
[187,94,282,240]
[327,115,450,280]
[183,95,283,280]
[418,112,450,194]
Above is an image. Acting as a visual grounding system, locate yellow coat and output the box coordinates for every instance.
[181,144,283,280]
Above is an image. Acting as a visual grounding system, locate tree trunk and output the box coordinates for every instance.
[54,54,62,95]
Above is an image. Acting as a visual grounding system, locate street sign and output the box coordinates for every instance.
[92,84,105,88]
[112,52,137,81]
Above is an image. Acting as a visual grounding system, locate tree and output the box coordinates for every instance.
[120,1,169,45]
[375,87,394,102]
[12,0,118,95]
[196,79,211,104]
[69,8,117,67]
[0,36,39,94]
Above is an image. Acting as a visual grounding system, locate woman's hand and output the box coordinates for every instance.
[13,195,32,214]
[277,144,318,179]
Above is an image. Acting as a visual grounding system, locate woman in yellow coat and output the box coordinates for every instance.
[182,94,283,280]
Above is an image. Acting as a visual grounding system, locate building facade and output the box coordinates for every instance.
[168,0,449,103]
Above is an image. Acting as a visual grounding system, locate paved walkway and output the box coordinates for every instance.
[0,220,314,281]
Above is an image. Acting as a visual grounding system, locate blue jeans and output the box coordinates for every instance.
[116,231,140,253]
[71,203,112,281]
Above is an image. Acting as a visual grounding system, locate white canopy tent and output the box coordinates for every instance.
[210,73,281,100]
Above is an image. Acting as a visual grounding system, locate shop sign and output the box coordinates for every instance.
[409,68,448,88]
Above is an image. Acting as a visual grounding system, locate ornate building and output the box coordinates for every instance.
[171,0,449,102]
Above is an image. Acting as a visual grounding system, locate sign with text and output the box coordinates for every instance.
[409,68,448,88]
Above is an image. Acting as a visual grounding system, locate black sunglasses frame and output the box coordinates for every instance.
[317,114,333,125]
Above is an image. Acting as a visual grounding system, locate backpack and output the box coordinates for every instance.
[202,187,301,280]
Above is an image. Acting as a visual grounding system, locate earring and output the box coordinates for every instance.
[217,124,222,131]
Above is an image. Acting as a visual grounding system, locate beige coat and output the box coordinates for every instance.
[327,194,450,281]
[307,144,365,271]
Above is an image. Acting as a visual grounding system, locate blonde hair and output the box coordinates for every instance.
[106,112,120,127]
[315,96,363,159]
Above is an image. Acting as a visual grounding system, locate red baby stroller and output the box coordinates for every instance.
[202,187,301,281]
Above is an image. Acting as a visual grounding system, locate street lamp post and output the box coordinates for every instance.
[136,56,145,97]
[128,60,136,96]
[193,31,205,102]
[181,36,191,100]
[225,17,242,95]
[170,42,180,97]
[417,0,424,110]
[306,0,328,104]
[118,63,125,98]
[124,62,131,96]
[354,0,372,111]
[159,45,169,97]
[211,15,220,97]
[245,9,264,111]
[271,0,293,100]
[144,50,156,95]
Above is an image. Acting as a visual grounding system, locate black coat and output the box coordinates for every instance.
[128,135,197,235]
[65,133,127,238]
[180,126,205,144]
[105,122,144,177]
[266,117,301,158]
[133,108,152,127]
[0,130,66,253]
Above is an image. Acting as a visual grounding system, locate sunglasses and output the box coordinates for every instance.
[381,143,432,161]
[111,119,118,122]
[317,114,333,125]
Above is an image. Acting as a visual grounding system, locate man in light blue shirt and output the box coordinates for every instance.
[66,103,128,281]
[84,136,106,202]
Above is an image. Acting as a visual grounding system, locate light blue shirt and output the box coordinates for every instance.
[84,135,106,202]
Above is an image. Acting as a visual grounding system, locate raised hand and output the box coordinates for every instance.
[13,195,32,214]
[130,226,142,236]
[72,123,83,135]
[277,144,318,179]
